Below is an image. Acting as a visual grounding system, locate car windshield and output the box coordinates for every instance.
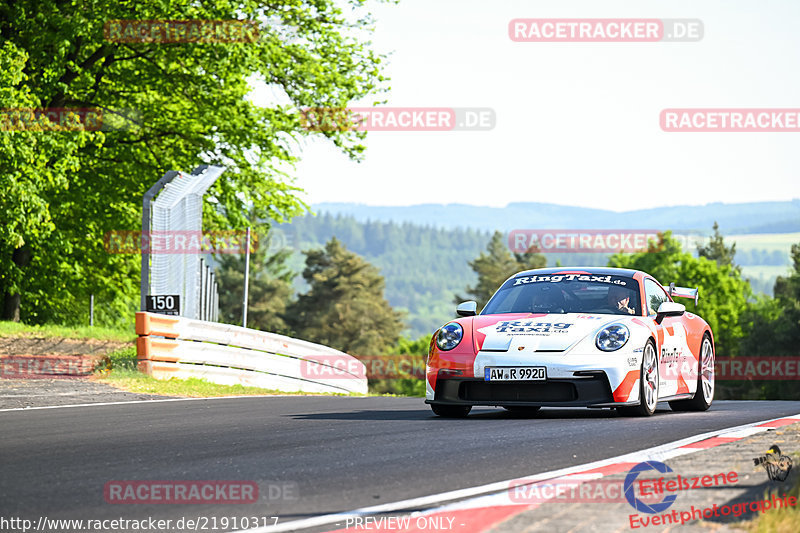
[481,273,641,316]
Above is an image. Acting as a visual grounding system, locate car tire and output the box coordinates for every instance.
[617,339,659,417]
[430,404,472,418]
[669,334,714,412]
[502,406,541,414]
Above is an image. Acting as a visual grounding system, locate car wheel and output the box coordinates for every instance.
[502,406,541,414]
[669,334,714,412]
[430,404,472,418]
[618,340,659,417]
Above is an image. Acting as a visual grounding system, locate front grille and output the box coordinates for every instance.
[432,376,614,406]
[460,380,576,402]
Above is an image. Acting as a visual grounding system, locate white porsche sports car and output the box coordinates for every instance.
[425,267,714,417]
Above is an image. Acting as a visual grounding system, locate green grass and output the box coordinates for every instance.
[0,321,135,342]
[96,369,342,397]
[94,346,139,372]
[98,368,424,398]
[94,347,361,397]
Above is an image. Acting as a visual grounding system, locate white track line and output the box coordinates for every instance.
[231,412,800,533]
[0,394,358,413]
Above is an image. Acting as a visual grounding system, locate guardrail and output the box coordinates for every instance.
[135,312,368,394]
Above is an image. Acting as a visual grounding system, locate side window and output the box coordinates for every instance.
[643,279,670,316]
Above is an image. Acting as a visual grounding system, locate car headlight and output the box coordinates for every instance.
[436,323,463,351]
[596,324,630,352]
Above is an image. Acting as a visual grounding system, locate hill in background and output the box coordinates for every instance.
[313,200,800,234]
[274,202,798,338]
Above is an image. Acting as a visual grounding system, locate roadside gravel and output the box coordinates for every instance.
[0,378,175,409]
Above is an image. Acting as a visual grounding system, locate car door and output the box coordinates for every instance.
[643,278,693,397]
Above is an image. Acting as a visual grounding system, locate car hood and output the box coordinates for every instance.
[471,313,629,353]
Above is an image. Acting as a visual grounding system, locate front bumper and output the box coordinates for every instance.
[426,373,618,407]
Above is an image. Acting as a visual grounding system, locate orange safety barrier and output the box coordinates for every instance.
[135,311,181,338]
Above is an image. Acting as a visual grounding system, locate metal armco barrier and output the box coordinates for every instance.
[135,312,368,394]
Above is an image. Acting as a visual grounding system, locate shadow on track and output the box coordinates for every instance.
[287,406,674,421]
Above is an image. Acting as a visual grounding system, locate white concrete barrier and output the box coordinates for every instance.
[135,312,367,394]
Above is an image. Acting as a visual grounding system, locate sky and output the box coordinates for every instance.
[255,0,800,211]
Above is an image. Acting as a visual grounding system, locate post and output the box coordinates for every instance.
[141,170,179,311]
[199,258,207,321]
[90,294,94,326]
[209,271,215,322]
[208,265,213,320]
[242,227,251,327]
[212,281,218,321]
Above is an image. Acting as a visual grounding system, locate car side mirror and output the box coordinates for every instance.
[456,301,477,317]
[655,301,685,324]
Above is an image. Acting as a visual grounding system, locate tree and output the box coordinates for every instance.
[697,222,741,274]
[734,242,800,399]
[455,231,547,310]
[0,41,89,321]
[216,233,295,335]
[368,335,430,396]
[740,242,800,357]
[0,0,388,325]
[609,232,751,357]
[287,238,405,354]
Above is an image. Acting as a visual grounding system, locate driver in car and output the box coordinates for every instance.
[533,285,567,313]
[607,286,636,315]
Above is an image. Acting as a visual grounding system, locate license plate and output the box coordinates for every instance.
[484,366,546,381]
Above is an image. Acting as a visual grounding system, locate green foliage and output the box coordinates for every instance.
[286,238,405,354]
[394,335,432,357]
[278,213,493,337]
[95,345,138,373]
[0,40,90,322]
[732,242,800,400]
[216,233,295,335]
[0,0,388,326]
[608,231,751,357]
[368,335,430,397]
[698,222,740,273]
[456,231,547,311]
[774,243,800,306]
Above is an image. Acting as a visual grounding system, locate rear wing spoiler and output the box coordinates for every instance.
[664,282,699,307]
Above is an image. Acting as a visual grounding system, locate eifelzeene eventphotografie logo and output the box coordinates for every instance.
[753,445,794,482]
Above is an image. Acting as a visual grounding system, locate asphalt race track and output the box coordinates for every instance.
[2,397,799,531]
